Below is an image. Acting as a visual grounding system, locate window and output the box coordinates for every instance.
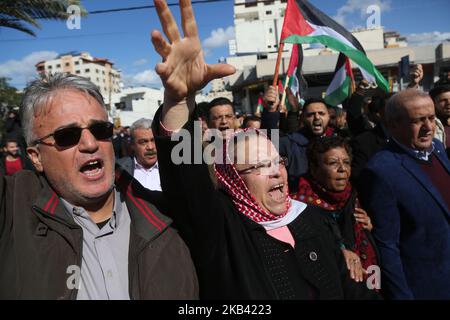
[268,45,272,48]
[266,10,272,15]
[56,64,61,68]
[96,69,99,73]
[102,70,105,75]
[264,1,274,5]
[85,68,90,73]
[75,61,79,65]
[96,77,99,81]
[47,65,52,69]
[269,28,273,33]
[65,62,70,67]
[75,70,80,74]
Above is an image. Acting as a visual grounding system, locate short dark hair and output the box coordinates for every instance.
[196,101,209,120]
[3,138,18,147]
[243,115,261,128]
[207,97,234,119]
[307,136,352,170]
[302,98,329,113]
[429,84,450,101]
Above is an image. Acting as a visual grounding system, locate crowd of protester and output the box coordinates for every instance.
[0,0,448,300]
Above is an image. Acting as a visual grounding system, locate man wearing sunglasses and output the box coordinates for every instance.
[0,73,198,299]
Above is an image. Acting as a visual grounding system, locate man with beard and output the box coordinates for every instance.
[360,89,450,299]
[279,98,332,193]
[0,138,33,175]
[0,73,198,299]
[118,118,161,191]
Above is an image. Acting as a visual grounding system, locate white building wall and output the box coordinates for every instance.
[352,28,384,51]
[234,0,287,55]
[110,87,164,127]
[41,52,121,103]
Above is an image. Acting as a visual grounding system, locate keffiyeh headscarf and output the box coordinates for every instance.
[214,128,291,223]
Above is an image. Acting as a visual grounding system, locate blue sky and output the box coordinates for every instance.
[1,0,449,90]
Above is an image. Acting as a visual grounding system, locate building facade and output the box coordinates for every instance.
[35,51,121,104]
[225,1,450,113]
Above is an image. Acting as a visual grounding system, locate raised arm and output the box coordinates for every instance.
[151,0,235,131]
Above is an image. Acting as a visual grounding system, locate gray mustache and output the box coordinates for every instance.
[144,152,157,156]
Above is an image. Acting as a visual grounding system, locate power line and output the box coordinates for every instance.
[0,0,232,42]
[4,0,231,20]
[0,31,134,42]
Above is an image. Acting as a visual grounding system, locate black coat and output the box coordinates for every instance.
[154,108,380,300]
[350,124,389,187]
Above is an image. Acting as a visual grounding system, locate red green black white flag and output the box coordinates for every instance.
[280,0,388,104]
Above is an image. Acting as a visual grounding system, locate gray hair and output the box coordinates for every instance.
[384,89,431,126]
[21,73,105,146]
[130,118,153,139]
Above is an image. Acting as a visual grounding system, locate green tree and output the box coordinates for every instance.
[0,77,23,138]
[0,77,22,110]
[0,0,87,36]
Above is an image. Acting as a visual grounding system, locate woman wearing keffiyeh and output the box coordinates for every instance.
[151,0,380,300]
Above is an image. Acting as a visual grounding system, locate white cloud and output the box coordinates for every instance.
[202,26,235,49]
[0,51,58,87]
[406,31,450,46]
[122,69,162,87]
[334,0,391,27]
[133,58,148,66]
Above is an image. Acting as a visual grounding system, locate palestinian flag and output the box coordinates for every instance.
[280,0,388,95]
[286,44,308,101]
[325,53,355,106]
[280,44,308,110]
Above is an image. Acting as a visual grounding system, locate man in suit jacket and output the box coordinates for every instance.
[118,118,161,191]
[360,89,450,300]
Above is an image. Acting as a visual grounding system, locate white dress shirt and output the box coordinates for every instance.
[133,158,162,191]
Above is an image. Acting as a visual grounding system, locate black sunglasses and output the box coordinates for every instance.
[32,121,114,147]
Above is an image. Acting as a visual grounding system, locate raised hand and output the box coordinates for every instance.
[151,0,235,103]
[408,64,423,89]
[263,85,280,112]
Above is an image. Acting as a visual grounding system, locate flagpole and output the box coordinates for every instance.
[280,75,290,112]
[272,42,285,87]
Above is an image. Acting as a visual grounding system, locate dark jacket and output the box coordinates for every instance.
[350,124,389,186]
[154,109,379,300]
[345,93,374,137]
[0,167,198,300]
[279,130,310,193]
[359,139,450,299]
[117,156,136,177]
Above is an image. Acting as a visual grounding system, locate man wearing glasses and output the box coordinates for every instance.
[206,97,236,139]
[0,73,198,299]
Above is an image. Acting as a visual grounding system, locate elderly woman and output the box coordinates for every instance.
[294,136,379,282]
[150,0,379,300]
